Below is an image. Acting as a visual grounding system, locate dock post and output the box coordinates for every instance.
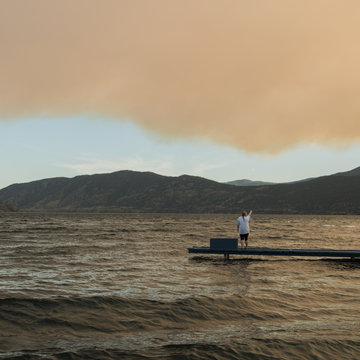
[224,254,230,261]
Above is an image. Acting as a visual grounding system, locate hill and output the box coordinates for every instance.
[225,179,275,186]
[334,167,360,176]
[0,171,245,213]
[0,168,359,214]
[227,177,317,186]
[0,202,19,212]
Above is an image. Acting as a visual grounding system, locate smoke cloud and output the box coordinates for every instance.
[1,0,360,153]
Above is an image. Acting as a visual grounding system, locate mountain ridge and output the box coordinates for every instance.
[0,167,359,214]
[225,179,275,186]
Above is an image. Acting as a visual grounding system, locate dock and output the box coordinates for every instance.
[188,238,360,260]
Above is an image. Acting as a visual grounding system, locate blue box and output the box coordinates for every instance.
[210,238,238,250]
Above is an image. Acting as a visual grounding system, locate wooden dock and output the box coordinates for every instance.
[188,247,360,260]
[188,239,360,260]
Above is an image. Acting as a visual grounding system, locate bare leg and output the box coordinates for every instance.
[245,240,248,249]
[240,239,244,249]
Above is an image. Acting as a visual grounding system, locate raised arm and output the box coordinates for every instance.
[249,210,253,217]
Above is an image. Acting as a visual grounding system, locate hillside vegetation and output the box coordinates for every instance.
[0,168,359,214]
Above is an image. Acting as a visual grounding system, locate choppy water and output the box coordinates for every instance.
[0,213,360,359]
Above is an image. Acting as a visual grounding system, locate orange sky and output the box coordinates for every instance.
[1,0,360,153]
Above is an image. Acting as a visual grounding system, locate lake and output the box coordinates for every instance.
[0,213,359,359]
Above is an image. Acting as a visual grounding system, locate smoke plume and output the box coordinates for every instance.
[1,0,360,152]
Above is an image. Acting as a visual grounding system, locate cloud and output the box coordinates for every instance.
[1,0,360,153]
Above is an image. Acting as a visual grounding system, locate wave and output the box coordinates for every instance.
[0,294,303,342]
[26,226,68,231]
[1,292,359,359]
[0,295,280,331]
[130,340,360,360]
[2,338,360,359]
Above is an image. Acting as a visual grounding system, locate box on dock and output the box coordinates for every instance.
[210,238,238,250]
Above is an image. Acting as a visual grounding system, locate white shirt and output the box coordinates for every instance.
[236,215,251,235]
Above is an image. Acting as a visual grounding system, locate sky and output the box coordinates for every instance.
[1,0,360,189]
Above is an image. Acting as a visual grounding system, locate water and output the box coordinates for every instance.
[0,213,360,359]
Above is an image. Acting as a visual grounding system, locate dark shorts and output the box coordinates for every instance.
[240,233,249,240]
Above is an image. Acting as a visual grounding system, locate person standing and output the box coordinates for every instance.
[236,210,253,249]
